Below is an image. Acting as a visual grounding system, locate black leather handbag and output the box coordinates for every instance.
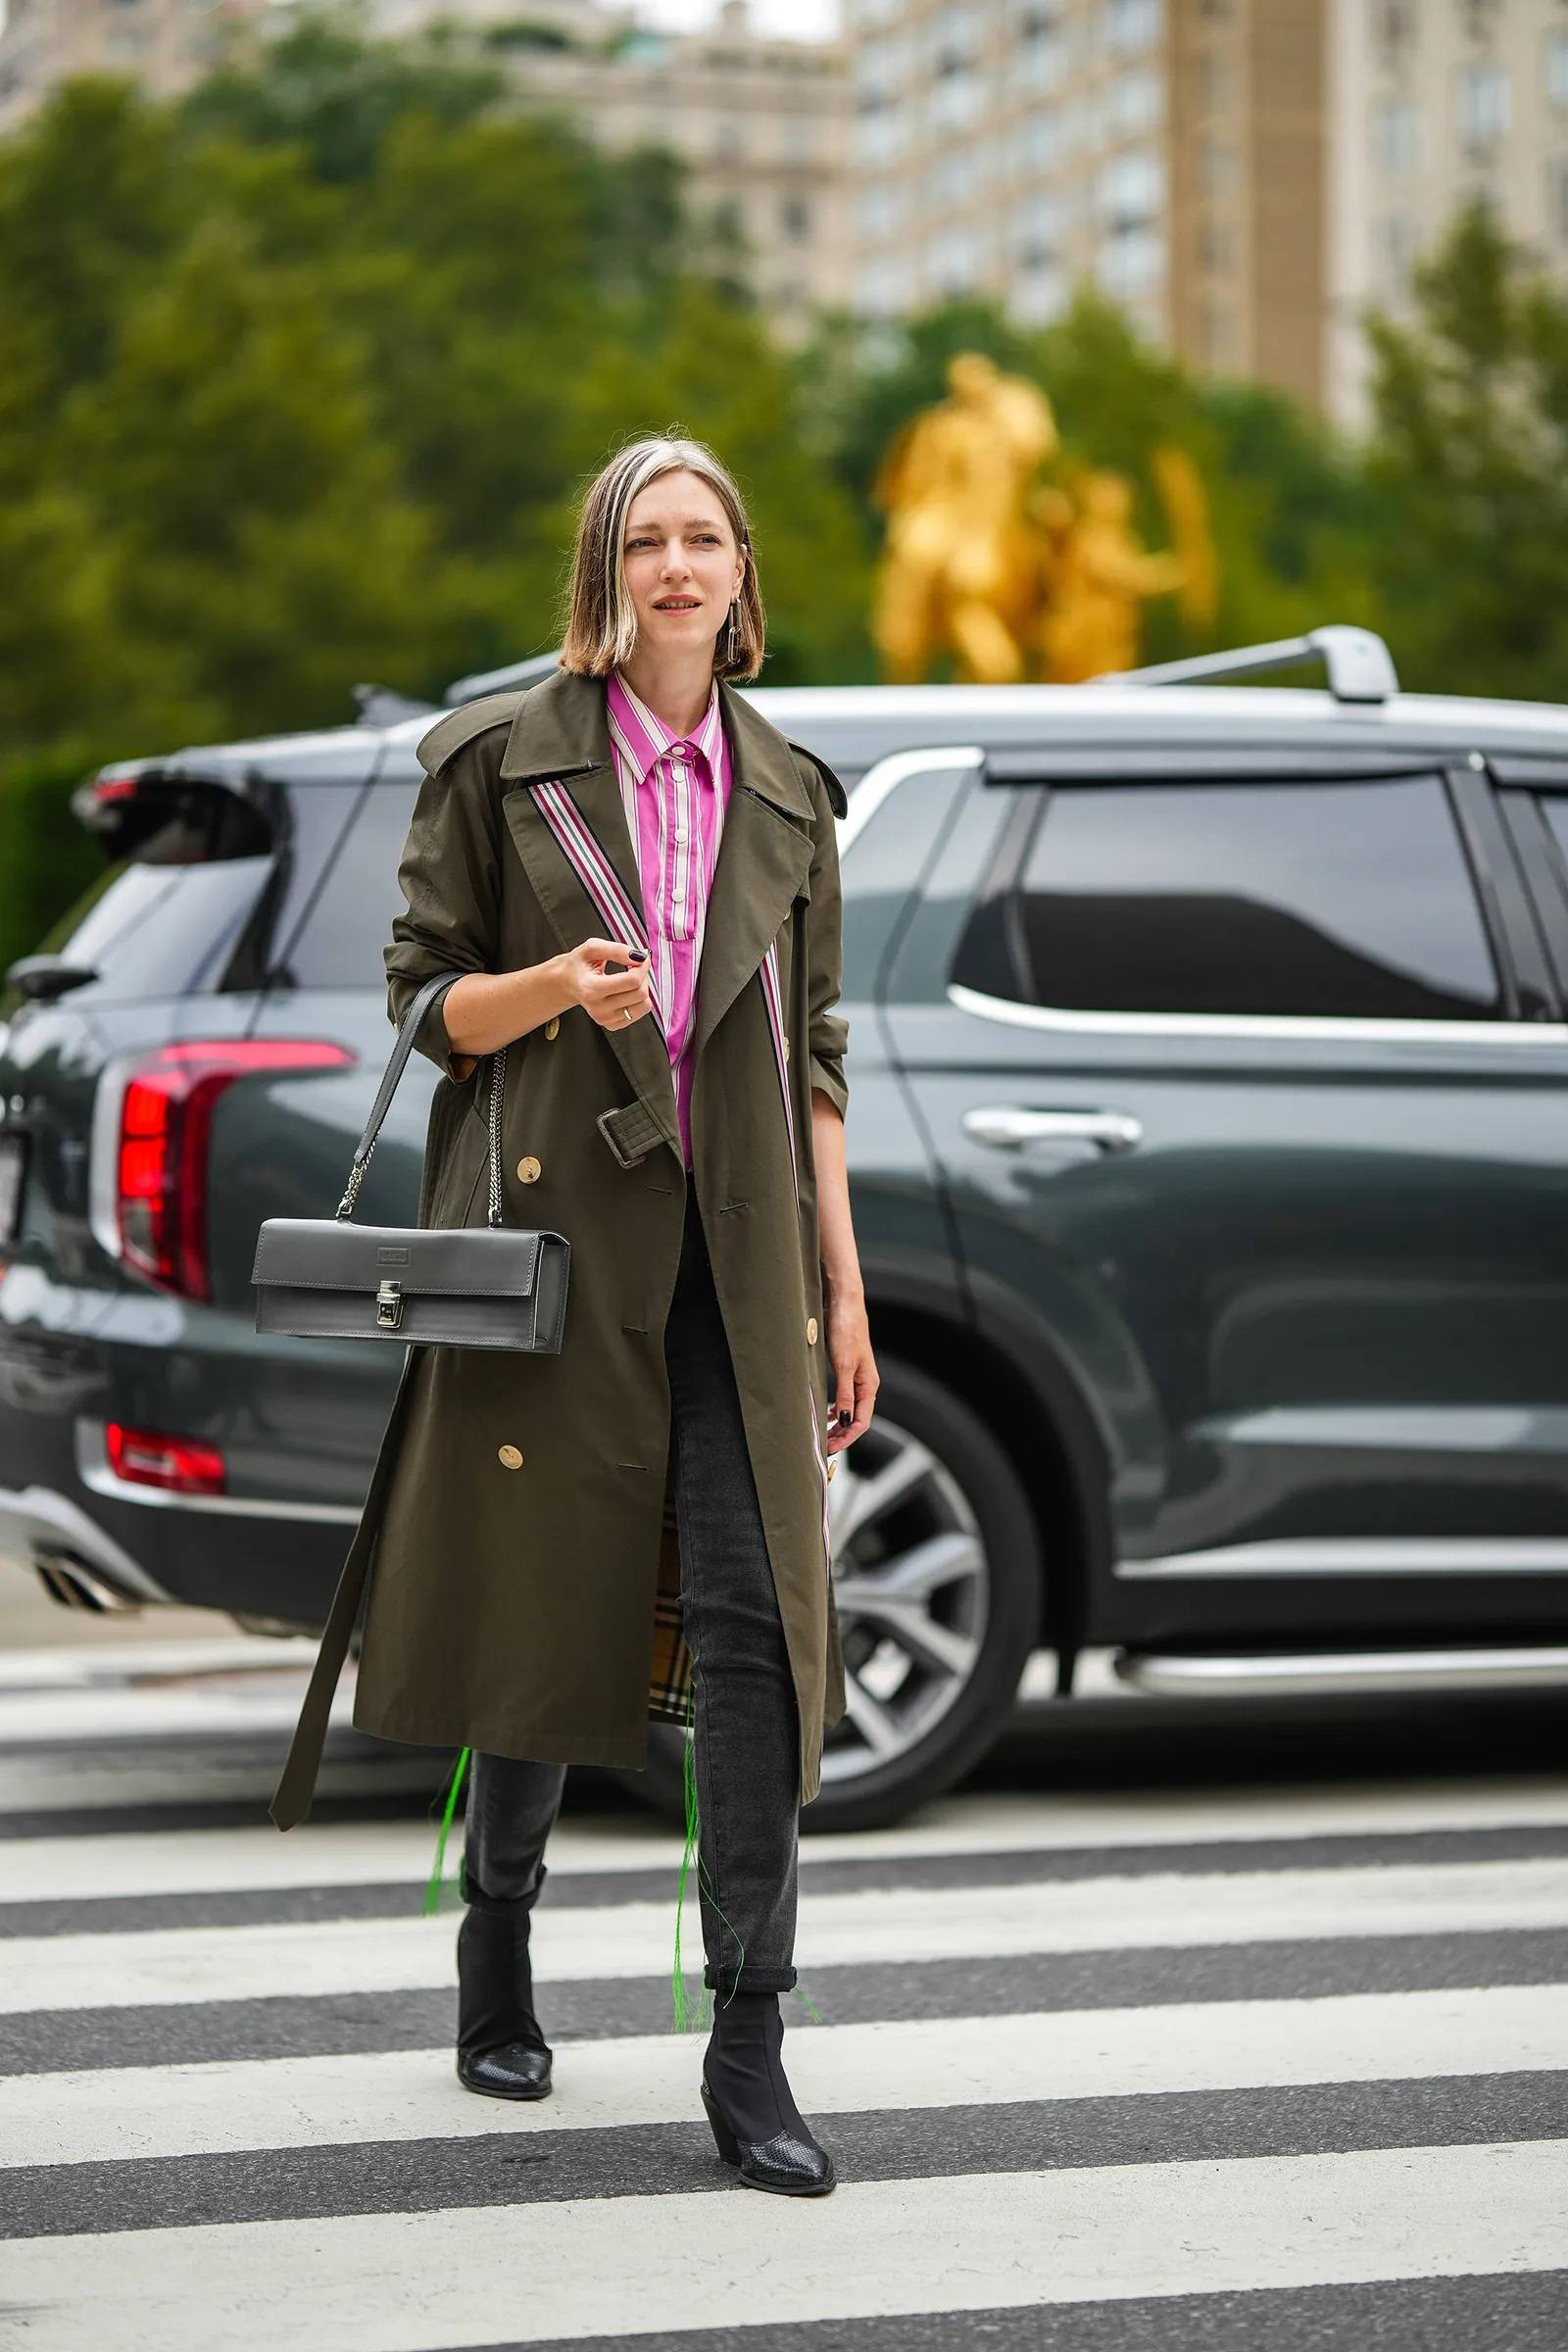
[251,969,570,1352]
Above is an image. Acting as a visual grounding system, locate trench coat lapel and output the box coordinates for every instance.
[494,665,816,1136]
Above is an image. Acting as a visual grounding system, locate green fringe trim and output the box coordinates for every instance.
[422,1744,470,1917]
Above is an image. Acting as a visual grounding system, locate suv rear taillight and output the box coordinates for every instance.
[106,1422,226,1494]
[97,1040,355,1300]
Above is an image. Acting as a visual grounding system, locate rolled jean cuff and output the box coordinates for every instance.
[705,1961,799,1996]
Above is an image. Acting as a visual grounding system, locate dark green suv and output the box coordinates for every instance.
[3,628,1565,1829]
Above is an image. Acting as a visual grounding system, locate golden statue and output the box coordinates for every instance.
[869,351,1218,685]
[869,353,1061,685]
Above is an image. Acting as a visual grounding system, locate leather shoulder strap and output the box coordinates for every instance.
[784,738,848,819]
[415,689,527,779]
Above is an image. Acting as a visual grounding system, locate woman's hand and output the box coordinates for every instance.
[562,938,655,1029]
[823,1277,877,1454]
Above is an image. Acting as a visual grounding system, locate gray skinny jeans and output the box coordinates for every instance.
[463,1178,802,1996]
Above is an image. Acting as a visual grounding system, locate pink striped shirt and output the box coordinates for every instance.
[605,666,733,1168]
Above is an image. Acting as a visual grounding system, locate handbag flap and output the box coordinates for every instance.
[251,1217,555,1298]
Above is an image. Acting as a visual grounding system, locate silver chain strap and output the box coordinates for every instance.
[338,1038,508,1223]
[486,1043,506,1227]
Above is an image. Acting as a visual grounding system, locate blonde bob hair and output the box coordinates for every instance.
[556,433,764,684]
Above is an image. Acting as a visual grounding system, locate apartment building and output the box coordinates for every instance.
[1327,0,1568,429]
[848,0,1568,423]
[0,0,269,127]
[848,0,1327,410]
[0,0,849,340]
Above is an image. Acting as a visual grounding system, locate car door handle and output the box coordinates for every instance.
[961,1105,1144,1153]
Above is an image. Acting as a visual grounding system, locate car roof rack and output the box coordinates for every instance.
[1096,624,1398,705]
[443,649,564,705]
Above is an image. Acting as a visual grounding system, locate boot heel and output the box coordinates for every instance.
[701,2075,742,2167]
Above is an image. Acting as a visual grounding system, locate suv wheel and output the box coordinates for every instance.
[609,1353,1044,1834]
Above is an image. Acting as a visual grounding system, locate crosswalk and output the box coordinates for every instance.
[1,1637,1565,2350]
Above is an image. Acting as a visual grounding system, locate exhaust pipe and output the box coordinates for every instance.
[35,1553,144,1615]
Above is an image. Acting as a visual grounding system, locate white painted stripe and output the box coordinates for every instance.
[0,1756,432,1821]
[3,1984,1560,2171]
[5,1857,1565,2015]
[0,1680,357,1745]
[6,1766,1568,1858]
[0,1640,318,1692]
[3,2142,1564,2349]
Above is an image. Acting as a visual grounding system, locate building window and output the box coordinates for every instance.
[1373,95,1420,174]
[1380,211,1416,294]
[1550,159,1568,237]
[1011,105,1066,174]
[929,147,982,209]
[1010,185,1065,260]
[928,71,985,130]
[1375,1,1416,66]
[925,223,985,294]
[1096,145,1163,228]
[860,255,913,313]
[1011,258,1068,324]
[1456,62,1509,152]
[1548,30,1568,111]
[1197,54,1230,114]
[857,181,899,241]
[930,2,982,75]
[1200,137,1237,196]
[780,195,811,241]
[1094,65,1161,139]
[1101,0,1162,56]
[1099,220,1164,295]
[854,108,906,167]
[1199,213,1233,271]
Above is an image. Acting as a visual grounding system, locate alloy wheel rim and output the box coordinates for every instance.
[820,1409,991,1786]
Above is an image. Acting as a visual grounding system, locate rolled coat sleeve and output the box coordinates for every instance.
[798,749,851,1125]
[383,739,501,1087]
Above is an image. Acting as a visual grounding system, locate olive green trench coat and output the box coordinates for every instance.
[269,663,851,1832]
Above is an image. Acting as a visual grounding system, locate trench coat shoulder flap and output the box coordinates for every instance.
[480,664,835,1089]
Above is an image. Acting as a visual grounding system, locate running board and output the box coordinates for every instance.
[1112,1645,1568,1698]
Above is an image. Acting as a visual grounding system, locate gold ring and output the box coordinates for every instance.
[623,1007,633,1023]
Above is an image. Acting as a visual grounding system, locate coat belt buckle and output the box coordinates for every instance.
[596,1106,647,1169]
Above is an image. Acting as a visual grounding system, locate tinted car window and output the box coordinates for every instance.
[284,783,417,990]
[28,857,276,1001]
[1541,796,1568,874]
[1012,774,1499,1020]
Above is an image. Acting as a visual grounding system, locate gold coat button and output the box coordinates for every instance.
[783,1037,791,1059]
[806,1315,818,1344]
[545,1016,560,1041]
[497,1444,523,1470]
[516,1155,542,1183]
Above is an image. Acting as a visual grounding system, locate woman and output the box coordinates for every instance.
[269,433,877,2197]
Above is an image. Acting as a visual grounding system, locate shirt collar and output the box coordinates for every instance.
[607,667,724,788]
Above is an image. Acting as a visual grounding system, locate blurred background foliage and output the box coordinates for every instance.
[0,5,1565,964]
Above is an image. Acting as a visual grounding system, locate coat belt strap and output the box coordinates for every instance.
[269,1343,423,1832]
[596,1099,669,1168]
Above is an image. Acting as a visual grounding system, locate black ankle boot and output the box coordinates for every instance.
[456,1873,553,2100]
[701,1987,835,2194]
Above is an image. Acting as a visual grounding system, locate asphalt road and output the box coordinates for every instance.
[0,1597,1564,2351]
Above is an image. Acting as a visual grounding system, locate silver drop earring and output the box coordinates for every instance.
[723,600,739,663]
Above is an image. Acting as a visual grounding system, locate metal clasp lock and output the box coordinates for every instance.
[375,1277,404,1330]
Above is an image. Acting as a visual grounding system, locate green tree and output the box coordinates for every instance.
[1364,192,1568,698]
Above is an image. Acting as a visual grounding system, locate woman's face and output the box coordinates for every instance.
[620,469,745,658]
